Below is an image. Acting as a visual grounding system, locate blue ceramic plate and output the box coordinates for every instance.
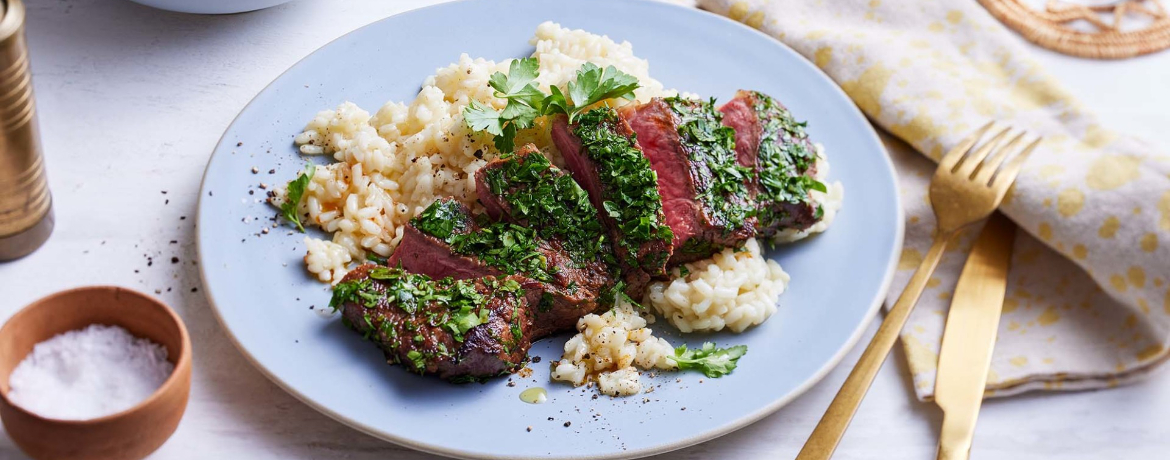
[197,1,903,458]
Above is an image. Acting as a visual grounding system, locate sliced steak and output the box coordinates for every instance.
[620,97,756,264]
[386,198,495,280]
[720,90,824,236]
[475,143,611,268]
[394,198,612,338]
[524,238,614,337]
[333,264,533,382]
[551,108,673,295]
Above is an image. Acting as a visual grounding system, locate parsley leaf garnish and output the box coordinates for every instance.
[462,59,640,153]
[668,342,748,378]
[280,163,315,232]
[464,100,505,137]
[462,58,546,153]
[557,63,640,123]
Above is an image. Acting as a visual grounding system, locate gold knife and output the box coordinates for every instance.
[934,212,1016,460]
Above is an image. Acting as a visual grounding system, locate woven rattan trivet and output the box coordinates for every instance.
[979,0,1170,59]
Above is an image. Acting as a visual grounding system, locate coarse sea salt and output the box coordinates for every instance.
[7,324,174,420]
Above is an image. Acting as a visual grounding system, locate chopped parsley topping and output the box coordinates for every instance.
[330,267,523,345]
[279,163,315,232]
[573,107,672,271]
[413,200,555,282]
[412,198,472,240]
[482,150,609,263]
[329,279,363,310]
[463,59,640,154]
[406,350,426,371]
[665,97,755,232]
[750,91,827,228]
[668,342,748,378]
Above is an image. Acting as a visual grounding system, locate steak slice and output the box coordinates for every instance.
[395,198,612,338]
[620,97,756,264]
[386,199,495,280]
[333,264,533,382]
[475,144,610,267]
[551,108,673,295]
[720,90,824,236]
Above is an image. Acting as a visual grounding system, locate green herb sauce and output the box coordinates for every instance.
[413,199,555,282]
[749,91,827,227]
[330,267,523,345]
[572,108,673,270]
[482,150,609,264]
[665,97,755,232]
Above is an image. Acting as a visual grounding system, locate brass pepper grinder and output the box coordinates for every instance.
[0,0,52,261]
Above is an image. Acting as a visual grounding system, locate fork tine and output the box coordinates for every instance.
[939,121,994,170]
[956,127,1010,177]
[974,131,1026,184]
[991,137,1042,196]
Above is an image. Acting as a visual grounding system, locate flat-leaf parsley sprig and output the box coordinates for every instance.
[280,163,315,232]
[668,342,748,378]
[544,63,639,123]
[463,59,640,153]
[464,58,546,153]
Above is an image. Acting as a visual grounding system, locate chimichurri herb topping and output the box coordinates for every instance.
[413,200,555,282]
[330,267,521,344]
[406,350,427,372]
[483,151,609,263]
[750,92,827,226]
[573,108,673,266]
[413,198,472,240]
[665,97,754,231]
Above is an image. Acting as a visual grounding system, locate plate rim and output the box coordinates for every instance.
[195,1,905,458]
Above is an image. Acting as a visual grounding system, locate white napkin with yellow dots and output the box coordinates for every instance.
[698,0,1170,399]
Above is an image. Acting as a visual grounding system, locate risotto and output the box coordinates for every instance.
[550,299,677,396]
[646,238,790,333]
[279,22,673,284]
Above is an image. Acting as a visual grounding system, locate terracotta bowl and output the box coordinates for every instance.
[0,286,192,460]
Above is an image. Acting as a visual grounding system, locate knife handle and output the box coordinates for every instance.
[937,414,972,460]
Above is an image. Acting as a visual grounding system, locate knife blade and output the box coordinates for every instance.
[934,212,1016,460]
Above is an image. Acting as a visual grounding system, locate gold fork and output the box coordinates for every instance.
[796,123,1041,460]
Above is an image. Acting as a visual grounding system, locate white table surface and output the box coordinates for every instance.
[1,1,1168,459]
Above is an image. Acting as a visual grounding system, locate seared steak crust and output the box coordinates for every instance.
[720,90,823,236]
[551,109,673,297]
[390,198,612,338]
[335,264,533,382]
[620,97,756,264]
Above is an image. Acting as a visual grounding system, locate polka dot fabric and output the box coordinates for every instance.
[703,0,1170,400]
